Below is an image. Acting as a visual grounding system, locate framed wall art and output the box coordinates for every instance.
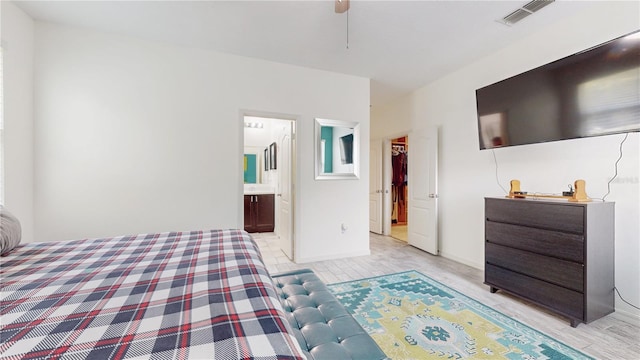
[269,142,277,170]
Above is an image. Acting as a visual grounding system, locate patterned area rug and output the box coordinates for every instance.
[327,271,592,360]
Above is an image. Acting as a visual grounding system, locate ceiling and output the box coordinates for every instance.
[12,0,596,106]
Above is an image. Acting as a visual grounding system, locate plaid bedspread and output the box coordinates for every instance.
[0,229,304,360]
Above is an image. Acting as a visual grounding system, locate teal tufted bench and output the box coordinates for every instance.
[271,269,388,360]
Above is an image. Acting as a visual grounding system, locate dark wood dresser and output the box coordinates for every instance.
[484,197,614,327]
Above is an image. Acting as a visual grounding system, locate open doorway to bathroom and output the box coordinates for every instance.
[242,115,296,260]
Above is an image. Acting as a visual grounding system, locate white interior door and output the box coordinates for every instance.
[382,139,392,236]
[369,140,383,234]
[278,123,294,259]
[408,127,439,254]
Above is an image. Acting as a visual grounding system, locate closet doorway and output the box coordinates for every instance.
[390,136,408,241]
[378,128,438,254]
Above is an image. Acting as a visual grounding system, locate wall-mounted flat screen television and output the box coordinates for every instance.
[339,134,354,164]
[476,30,640,150]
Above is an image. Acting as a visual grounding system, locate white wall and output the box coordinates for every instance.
[31,22,370,263]
[372,2,640,319]
[1,2,35,243]
[371,94,412,140]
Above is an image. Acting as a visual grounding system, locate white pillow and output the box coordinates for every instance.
[0,205,22,255]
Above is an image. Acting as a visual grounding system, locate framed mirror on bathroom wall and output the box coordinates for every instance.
[244,146,268,184]
[314,118,360,180]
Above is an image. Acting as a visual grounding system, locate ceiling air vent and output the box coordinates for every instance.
[503,9,532,25]
[500,0,555,26]
[523,0,555,13]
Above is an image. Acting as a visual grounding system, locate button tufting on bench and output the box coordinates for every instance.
[271,269,388,360]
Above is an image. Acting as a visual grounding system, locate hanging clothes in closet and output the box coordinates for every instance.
[391,144,408,224]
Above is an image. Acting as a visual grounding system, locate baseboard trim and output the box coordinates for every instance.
[439,251,483,270]
[296,250,371,264]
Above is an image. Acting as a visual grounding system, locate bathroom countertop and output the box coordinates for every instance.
[244,184,275,195]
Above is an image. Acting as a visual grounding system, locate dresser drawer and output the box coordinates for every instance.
[486,243,584,292]
[486,221,584,262]
[486,198,584,234]
[485,264,584,320]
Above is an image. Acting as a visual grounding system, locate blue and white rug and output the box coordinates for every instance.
[327,271,593,359]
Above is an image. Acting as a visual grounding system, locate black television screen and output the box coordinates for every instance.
[476,30,640,150]
[339,134,354,164]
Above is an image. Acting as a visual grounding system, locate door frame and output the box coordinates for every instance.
[239,110,298,260]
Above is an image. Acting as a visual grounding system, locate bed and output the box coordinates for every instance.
[0,229,305,360]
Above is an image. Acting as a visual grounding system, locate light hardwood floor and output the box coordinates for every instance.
[253,232,640,360]
[390,224,408,242]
